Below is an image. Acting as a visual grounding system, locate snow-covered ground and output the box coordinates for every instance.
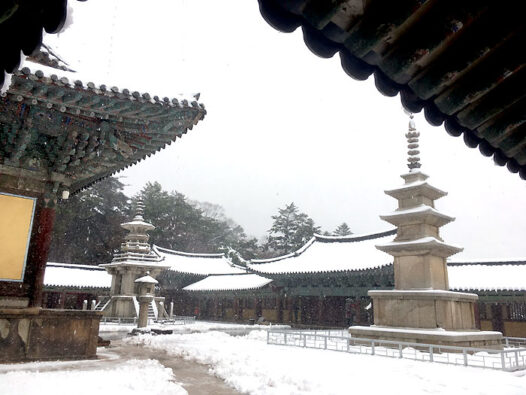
[126,329,526,395]
[0,359,186,395]
[3,322,526,395]
[98,320,289,334]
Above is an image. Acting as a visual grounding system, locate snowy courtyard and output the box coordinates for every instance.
[2,322,526,395]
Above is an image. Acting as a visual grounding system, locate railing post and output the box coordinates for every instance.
[399,344,403,358]
[266,330,270,344]
[429,346,434,362]
[515,351,519,368]
[505,338,510,348]
[501,352,506,370]
[284,333,287,345]
[324,336,327,350]
[371,341,375,356]
[303,334,306,348]
[463,349,468,366]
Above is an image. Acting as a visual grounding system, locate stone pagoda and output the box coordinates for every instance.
[100,200,169,319]
[349,115,502,348]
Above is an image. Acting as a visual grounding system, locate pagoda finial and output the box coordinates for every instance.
[406,114,421,171]
[134,198,145,221]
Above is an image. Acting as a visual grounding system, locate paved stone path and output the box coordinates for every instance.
[0,340,241,395]
[111,340,240,395]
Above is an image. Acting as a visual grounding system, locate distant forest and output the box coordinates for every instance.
[48,177,353,265]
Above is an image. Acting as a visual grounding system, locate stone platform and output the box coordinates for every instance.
[349,325,503,349]
[369,289,478,330]
[0,308,102,362]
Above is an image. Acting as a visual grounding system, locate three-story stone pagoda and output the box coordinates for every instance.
[349,115,502,348]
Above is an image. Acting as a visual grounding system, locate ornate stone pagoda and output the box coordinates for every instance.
[349,115,502,348]
[100,200,169,319]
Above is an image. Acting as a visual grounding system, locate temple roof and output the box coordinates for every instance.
[248,229,396,274]
[183,273,272,292]
[0,60,206,195]
[44,262,111,289]
[448,261,526,292]
[42,257,526,293]
[153,245,246,276]
[258,0,526,180]
[0,1,70,89]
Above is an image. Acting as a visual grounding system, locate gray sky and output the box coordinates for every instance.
[45,0,526,259]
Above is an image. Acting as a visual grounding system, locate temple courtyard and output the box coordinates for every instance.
[1,321,526,395]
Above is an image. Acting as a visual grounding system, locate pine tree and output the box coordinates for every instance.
[266,202,320,254]
[49,177,129,265]
[333,222,353,236]
[136,182,258,257]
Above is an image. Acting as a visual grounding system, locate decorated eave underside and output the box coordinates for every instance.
[258,0,526,180]
[0,64,206,194]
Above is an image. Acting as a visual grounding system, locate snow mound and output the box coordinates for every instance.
[0,359,186,395]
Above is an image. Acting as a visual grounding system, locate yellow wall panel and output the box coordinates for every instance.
[0,193,36,281]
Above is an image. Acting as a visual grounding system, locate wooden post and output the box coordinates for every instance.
[28,204,56,307]
[317,296,324,324]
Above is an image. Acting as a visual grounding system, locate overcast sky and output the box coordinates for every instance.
[45,0,526,260]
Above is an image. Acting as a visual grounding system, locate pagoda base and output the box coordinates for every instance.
[349,325,503,349]
[103,295,167,319]
[369,289,479,330]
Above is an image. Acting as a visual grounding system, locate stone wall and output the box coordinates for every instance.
[0,308,101,362]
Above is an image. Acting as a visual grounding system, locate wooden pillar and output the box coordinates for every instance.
[317,296,324,325]
[474,302,481,329]
[58,291,66,309]
[277,294,283,323]
[28,204,56,307]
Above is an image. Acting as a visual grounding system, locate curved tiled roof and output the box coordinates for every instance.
[0,1,72,89]
[448,260,526,292]
[44,262,111,289]
[248,229,396,274]
[153,245,247,276]
[257,0,526,180]
[0,60,206,194]
[183,273,272,292]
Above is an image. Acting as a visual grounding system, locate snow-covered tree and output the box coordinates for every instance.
[266,202,320,254]
[333,222,353,236]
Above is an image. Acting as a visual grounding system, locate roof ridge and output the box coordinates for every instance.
[153,245,226,258]
[249,229,397,266]
[47,262,105,270]
[448,260,526,266]
[313,228,397,243]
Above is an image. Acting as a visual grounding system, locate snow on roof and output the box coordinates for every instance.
[448,261,526,292]
[183,274,272,292]
[135,274,158,284]
[19,59,201,105]
[153,245,247,276]
[248,229,396,274]
[44,263,111,289]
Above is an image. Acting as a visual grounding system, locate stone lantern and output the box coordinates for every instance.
[135,272,158,328]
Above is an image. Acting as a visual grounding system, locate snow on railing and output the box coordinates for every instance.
[267,329,526,371]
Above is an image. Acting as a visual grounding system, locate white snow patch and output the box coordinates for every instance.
[126,330,526,395]
[0,359,186,395]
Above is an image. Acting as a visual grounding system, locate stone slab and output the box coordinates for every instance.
[369,289,478,302]
[349,325,503,349]
[0,308,102,362]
